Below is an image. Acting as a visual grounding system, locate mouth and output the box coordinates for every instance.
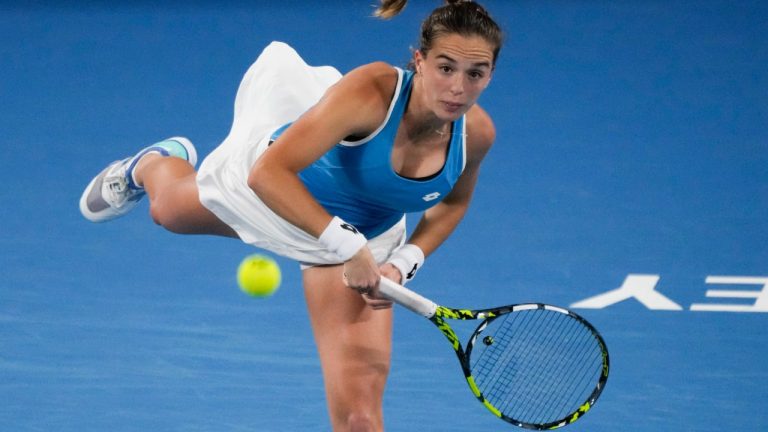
[441,101,464,112]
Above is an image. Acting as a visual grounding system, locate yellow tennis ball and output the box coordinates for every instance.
[237,254,281,297]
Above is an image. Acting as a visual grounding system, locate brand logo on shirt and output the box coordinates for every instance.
[422,192,441,202]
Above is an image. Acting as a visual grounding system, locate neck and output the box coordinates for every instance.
[404,74,451,142]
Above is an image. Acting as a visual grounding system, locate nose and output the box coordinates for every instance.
[449,74,465,96]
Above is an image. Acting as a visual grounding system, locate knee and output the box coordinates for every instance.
[332,378,386,432]
[148,193,183,233]
[345,411,376,432]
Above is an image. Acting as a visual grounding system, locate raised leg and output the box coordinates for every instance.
[135,154,237,237]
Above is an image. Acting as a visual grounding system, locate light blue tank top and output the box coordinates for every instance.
[272,68,467,238]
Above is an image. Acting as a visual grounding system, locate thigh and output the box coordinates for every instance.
[303,265,392,428]
[144,157,238,237]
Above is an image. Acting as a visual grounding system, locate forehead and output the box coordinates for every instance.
[426,33,495,66]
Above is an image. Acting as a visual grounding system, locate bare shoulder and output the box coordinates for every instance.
[464,104,496,164]
[329,62,399,108]
[347,61,399,86]
[317,62,399,134]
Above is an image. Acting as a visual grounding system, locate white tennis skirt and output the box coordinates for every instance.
[196,41,405,265]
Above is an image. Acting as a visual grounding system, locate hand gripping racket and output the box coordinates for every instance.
[378,277,609,430]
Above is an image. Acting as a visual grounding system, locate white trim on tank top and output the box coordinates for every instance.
[339,67,405,147]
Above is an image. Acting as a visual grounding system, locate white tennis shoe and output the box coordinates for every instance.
[79,136,197,222]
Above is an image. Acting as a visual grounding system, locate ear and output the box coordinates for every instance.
[413,50,425,74]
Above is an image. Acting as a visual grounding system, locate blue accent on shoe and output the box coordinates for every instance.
[125,146,170,190]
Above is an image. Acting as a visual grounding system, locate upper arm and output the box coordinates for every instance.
[464,104,496,169]
[441,104,496,205]
[254,62,398,174]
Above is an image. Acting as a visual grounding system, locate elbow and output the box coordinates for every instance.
[248,157,298,199]
[247,158,271,197]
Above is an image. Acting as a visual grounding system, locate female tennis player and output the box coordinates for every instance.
[80,0,502,430]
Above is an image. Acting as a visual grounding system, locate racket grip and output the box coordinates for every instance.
[378,277,438,318]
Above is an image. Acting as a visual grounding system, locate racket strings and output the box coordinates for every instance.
[514,313,601,424]
[501,311,576,423]
[476,313,572,423]
[469,309,604,426]
[498,312,601,423]
[475,308,544,406]
[508,313,576,423]
[533,317,597,421]
[536,322,601,422]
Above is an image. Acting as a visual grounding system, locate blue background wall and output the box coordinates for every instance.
[1,1,766,430]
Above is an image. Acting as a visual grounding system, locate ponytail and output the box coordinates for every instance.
[373,0,408,19]
[374,0,473,20]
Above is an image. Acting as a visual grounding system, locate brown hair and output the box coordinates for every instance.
[373,0,408,19]
[374,0,503,65]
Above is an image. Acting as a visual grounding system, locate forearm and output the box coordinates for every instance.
[248,164,332,238]
[249,163,369,263]
[407,199,470,258]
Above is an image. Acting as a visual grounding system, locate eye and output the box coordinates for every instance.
[439,65,454,74]
[468,70,485,80]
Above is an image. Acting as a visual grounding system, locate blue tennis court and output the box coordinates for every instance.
[2,1,766,430]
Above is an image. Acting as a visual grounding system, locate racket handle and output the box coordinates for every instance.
[378,277,438,318]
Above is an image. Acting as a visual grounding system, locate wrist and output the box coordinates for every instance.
[387,243,425,284]
[318,216,367,261]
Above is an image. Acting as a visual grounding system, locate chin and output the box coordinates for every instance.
[439,108,467,122]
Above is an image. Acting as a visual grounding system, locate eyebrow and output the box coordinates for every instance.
[435,53,492,69]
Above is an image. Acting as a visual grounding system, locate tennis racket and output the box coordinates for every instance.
[378,277,609,430]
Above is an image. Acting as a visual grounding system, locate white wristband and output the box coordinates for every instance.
[318,216,367,261]
[386,244,425,284]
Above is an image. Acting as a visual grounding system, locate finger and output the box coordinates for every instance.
[362,294,393,309]
[378,264,403,285]
[363,292,392,303]
[349,277,380,295]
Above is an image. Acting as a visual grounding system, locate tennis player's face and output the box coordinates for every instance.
[415,33,495,121]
